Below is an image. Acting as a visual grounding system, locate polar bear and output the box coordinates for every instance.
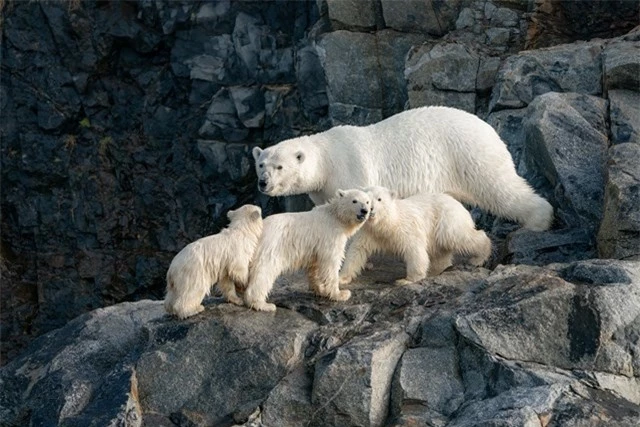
[244,189,371,312]
[340,186,492,285]
[165,204,263,319]
[252,106,553,231]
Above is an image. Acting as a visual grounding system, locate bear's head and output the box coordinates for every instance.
[227,204,262,225]
[330,188,372,225]
[252,142,310,197]
[364,186,397,225]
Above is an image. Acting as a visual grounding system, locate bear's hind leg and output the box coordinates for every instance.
[340,235,375,285]
[428,251,453,276]
[218,276,243,306]
[398,247,429,285]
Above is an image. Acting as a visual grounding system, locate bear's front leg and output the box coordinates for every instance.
[316,252,351,302]
[339,235,375,285]
[397,247,429,285]
[244,261,278,312]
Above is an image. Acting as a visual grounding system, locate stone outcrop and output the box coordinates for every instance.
[2,259,639,426]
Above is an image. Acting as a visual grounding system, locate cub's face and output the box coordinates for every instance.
[364,186,396,225]
[227,204,262,224]
[252,146,306,197]
[336,189,371,223]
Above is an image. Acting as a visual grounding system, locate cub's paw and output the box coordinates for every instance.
[226,294,244,306]
[249,301,277,312]
[330,289,352,302]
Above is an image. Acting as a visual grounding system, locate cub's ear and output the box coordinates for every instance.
[227,209,236,220]
[337,189,345,198]
[252,147,263,161]
[295,151,305,163]
[389,190,398,199]
[250,210,261,221]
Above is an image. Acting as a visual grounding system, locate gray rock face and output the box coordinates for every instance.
[604,40,640,91]
[523,92,609,230]
[381,0,462,36]
[609,90,640,145]
[405,42,479,112]
[317,30,428,124]
[598,143,640,260]
[490,42,603,111]
[3,260,640,426]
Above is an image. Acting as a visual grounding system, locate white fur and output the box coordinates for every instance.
[244,189,371,312]
[164,205,263,319]
[340,186,492,285]
[252,106,553,231]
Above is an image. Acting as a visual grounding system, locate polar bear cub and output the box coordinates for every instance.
[340,186,492,285]
[165,204,263,319]
[244,189,371,312]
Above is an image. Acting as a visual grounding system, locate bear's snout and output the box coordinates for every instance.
[357,208,369,221]
[258,179,267,190]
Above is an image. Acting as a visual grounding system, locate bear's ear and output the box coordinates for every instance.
[252,147,263,161]
[295,151,305,163]
[337,189,345,198]
[250,209,261,221]
[227,209,236,221]
[389,190,398,199]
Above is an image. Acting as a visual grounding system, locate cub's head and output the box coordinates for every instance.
[331,188,371,224]
[364,186,397,225]
[227,204,262,225]
[252,142,308,197]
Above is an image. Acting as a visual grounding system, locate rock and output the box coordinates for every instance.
[455,7,475,30]
[598,143,640,260]
[136,305,316,426]
[311,329,409,427]
[523,92,609,230]
[3,260,640,425]
[405,42,479,112]
[526,0,640,49]
[391,347,465,417]
[609,89,640,145]
[317,30,427,124]
[604,40,640,91]
[326,0,378,29]
[490,7,519,28]
[230,86,265,128]
[490,41,603,111]
[504,228,596,266]
[381,0,462,36]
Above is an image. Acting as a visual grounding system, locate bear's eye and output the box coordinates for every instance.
[259,163,264,168]
[366,201,370,204]
[277,165,283,170]
[378,198,382,202]
[352,200,357,203]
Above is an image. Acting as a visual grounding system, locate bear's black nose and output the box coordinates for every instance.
[259,180,267,189]
[360,208,369,215]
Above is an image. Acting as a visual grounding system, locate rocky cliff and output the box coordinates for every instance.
[1,0,639,425]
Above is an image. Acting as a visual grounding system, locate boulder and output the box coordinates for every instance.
[598,143,640,260]
[490,41,603,111]
[380,0,462,36]
[603,39,640,91]
[325,0,378,29]
[405,42,480,112]
[523,92,609,230]
[609,90,640,145]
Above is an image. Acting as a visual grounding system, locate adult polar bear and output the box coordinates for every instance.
[252,106,553,231]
